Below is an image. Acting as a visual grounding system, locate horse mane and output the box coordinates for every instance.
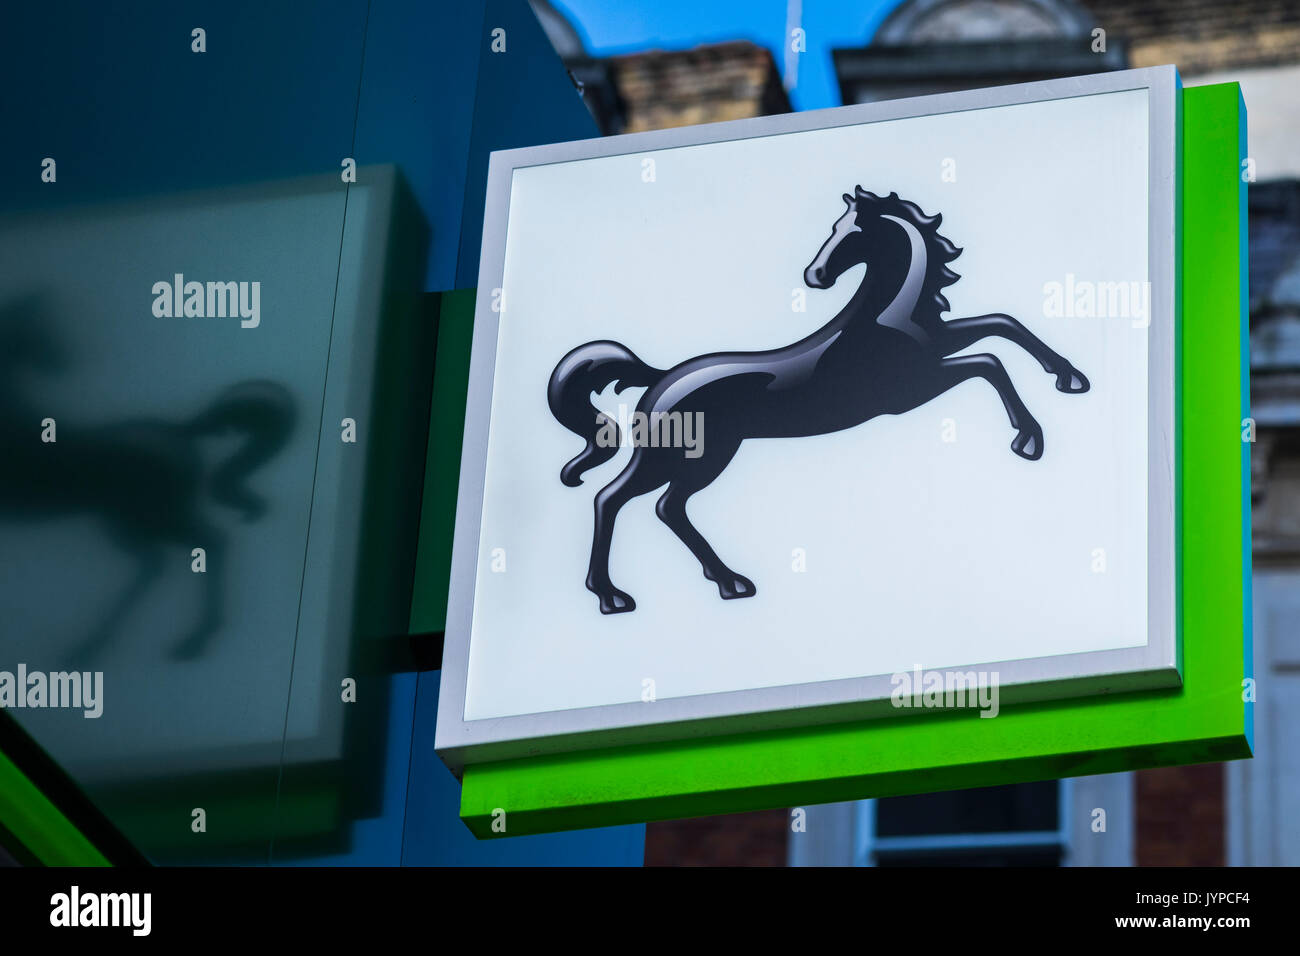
[852,187,963,314]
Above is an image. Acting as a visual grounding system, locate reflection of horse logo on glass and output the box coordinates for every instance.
[0,296,296,659]
[548,188,1091,615]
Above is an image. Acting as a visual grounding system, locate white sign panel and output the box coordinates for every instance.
[437,67,1178,769]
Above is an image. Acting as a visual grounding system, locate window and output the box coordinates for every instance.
[856,781,1067,866]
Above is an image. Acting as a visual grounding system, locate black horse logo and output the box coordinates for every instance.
[548,188,1089,614]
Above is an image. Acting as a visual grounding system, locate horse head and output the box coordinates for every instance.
[804,187,961,292]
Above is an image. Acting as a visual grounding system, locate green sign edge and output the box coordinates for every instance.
[446,81,1252,838]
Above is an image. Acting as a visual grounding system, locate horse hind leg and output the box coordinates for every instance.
[65,544,164,666]
[171,530,224,660]
[655,477,755,602]
[585,451,663,614]
[938,354,1044,460]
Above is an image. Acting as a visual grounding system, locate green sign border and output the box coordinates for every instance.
[0,709,142,865]
[0,750,107,866]
[433,81,1250,838]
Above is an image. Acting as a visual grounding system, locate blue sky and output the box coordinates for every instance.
[551,0,902,111]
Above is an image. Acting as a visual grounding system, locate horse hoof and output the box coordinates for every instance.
[717,573,757,601]
[1012,428,1043,461]
[596,589,636,614]
[1056,367,1089,393]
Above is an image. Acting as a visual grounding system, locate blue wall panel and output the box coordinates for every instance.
[455,0,602,287]
[0,1,368,212]
[352,0,489,292]
[401,670,645,865]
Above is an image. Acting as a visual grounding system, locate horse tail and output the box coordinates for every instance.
[548,340,663,487]
[186,380,296,517]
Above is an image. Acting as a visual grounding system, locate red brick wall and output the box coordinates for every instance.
[1135,763,1225,865]
[645,765,1224,866]
[609,42,791,133]
[644,809,789,866]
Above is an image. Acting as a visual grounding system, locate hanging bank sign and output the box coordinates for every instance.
[435,67,1252,837]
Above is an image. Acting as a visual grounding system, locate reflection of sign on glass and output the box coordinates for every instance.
[0,183,334,773]
[0,167,427,861]
[438,68,1181,772]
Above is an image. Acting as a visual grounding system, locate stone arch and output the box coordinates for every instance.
[873,0,1095,44]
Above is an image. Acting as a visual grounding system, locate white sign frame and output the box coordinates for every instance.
[436,66,1180,771]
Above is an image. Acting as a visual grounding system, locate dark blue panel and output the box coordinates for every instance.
[454,0,601,287]
[0,1,368,212]
[401,670,645,865]
[351,0,488,291]
[275,672,420,866]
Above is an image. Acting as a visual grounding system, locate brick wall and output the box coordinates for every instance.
[644,809,789,866]
[645,764,1227,866]
[608,42,791,133]
[1135,764,1225,865]
[1085,0,1300,75]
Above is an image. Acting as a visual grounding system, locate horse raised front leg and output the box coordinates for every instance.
[938,313,1089,394]
[656,484,755,602]
[938,353,1044,460]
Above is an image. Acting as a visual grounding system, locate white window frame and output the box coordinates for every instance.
[1228,568,1299,866]
[854,779,1070,866]
[788,774,1133,866]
